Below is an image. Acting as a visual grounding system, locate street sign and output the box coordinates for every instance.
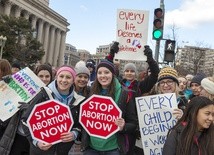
[79,95,122,139]
[27,99,73,144]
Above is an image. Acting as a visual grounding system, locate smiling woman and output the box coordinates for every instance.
[163,96,214,155]
[21,65,86,155]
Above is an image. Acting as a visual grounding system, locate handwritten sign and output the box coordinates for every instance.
[135,93,177,155]
[0,67,45,121]
[115,9,149,61]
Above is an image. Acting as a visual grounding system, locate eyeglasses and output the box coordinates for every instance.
[159,80,174,86]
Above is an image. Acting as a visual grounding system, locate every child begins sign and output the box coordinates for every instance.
[135,93,177,155]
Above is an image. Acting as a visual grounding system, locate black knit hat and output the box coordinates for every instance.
[96,60,115,74]
[190,72,206,85]
[34,64,53,81]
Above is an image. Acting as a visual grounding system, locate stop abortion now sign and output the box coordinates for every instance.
[79,95,122,139]
[27,99,73,144]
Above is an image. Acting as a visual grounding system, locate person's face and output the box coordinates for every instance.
[97,67,113,89]
[11,67,20,74]
[124,69,136,81]
[37,70,51,86]
[200,88,209,98]
[56,71,74,92]
[75,73,89,88]
[191,83,202,96]
[178,77,187,91]
[197,104,214,131]
[158,79,176,94]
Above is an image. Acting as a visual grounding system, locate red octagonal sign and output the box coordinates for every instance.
[27,99,73,144]
[79,95,122,139]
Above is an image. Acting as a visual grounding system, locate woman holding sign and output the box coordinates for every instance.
[81,60,137,155]
[163,96,214,155]
[21,65,85,155]
[157,67,188,116]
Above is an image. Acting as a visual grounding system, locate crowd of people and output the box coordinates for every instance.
[0,42,213,155]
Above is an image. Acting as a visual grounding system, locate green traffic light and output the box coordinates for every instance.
[153,29,162,40]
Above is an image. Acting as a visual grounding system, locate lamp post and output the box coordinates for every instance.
[0,35,7,59]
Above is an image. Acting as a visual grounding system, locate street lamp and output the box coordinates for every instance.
[0,35,7,59]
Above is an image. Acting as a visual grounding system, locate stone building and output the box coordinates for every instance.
[64,43,80,67]
[0,0,69,67]
[176,46,214,76]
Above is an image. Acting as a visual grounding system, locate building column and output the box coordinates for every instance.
[4,1,11,16]
[41,23,50,63]
[14,6,21,18]
[47,26,56,65]
[37,19,44,43]
[31,16,37,29]
[53,29,61,67]
[58,31,66,66]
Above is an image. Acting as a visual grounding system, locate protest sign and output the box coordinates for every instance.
[27,99,73,144]
[135,93,177,155]
[79,95,122,139]
[0,67,45,121]
[115,9,149,61]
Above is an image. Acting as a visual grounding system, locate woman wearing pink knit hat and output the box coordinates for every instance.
[21,65,85,155]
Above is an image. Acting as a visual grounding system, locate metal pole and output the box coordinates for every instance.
[0,36,7,59]
[154,0,165,63]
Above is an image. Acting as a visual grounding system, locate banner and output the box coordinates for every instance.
[135,93,177,155]
[0,67,45,121]
[115,9,149,61]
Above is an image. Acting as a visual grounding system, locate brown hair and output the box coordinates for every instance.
[0,59,12,80]
[90,75,116,100]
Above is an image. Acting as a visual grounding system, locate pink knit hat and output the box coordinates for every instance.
[56,66,76,79]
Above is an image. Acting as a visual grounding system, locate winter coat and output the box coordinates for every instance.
[81,78,137,155]
[21,80,85,155]
[0,112,21,155]
[163,123,202,155]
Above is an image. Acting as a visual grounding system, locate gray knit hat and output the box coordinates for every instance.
[75,66,90,77]
[124,63,137,73]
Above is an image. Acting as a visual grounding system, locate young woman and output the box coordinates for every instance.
[157,67,188,113]
[74,64,90,98]
[163,96,214,155]
[81,60,137,155]
[34,64,53,86]
[21,65,85,155]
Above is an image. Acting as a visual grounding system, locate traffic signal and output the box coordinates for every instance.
[152,8,164,40]
[164,40,176,62]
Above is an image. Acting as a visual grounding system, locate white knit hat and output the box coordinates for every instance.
[124,63,137,73]
[201,78,214,95]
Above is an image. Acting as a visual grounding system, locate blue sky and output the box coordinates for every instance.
[50,0,214,54]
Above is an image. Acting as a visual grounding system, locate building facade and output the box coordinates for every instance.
[78,49,91,62]
[64,43,80,67]
[0,0,69,67]
[176,46,214,76]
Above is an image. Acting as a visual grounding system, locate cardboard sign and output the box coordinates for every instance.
[79,95,122,139]
[27,99,73,144]
[0,67,45,121]
[115,9,149,61]
[135,93,178,155]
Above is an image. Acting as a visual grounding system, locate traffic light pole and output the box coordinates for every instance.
[155,40,160,62]
[154,0,164,63]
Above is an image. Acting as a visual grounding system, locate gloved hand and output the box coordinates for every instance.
[2,75,12,84]
[110,41,119,56]
[144,45,153,61]
[18,102,29,112]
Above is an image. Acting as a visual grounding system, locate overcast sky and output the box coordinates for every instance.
[50,0,214,54]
